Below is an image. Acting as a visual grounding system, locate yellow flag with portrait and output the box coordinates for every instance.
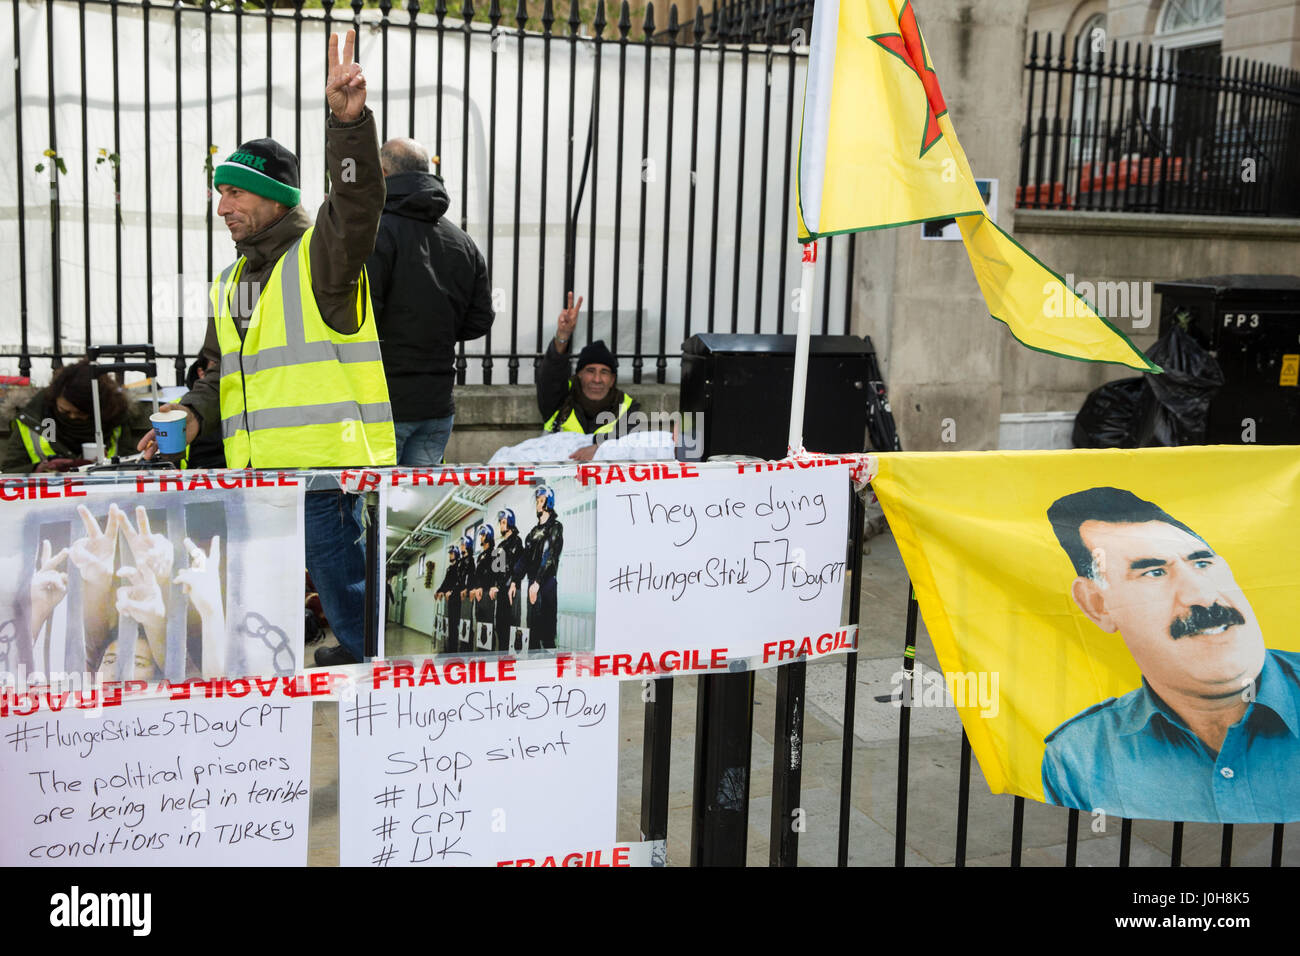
[870,446,1300,824]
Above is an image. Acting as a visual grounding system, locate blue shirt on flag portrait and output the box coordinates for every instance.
[1042,649,1300,823]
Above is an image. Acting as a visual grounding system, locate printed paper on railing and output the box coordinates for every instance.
[871,446,1300,825]
[383,460,857,674]
[0,471,305,689]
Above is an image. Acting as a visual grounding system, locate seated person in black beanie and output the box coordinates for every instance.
[536,292,642,462]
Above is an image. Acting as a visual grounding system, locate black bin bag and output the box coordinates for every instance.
[1131,324,1225,447]
[1073,377,1144,448]
[1073,325,1223,448]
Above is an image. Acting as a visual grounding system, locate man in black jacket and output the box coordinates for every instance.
[367,138,495,466]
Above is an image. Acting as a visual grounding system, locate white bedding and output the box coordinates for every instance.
[487,430,677,464]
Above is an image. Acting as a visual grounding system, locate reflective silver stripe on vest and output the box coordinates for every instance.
[222,401,393,435]
[230,340,382,375]
[219,241,379,378]
[281,242,309,346]
[216,260,241,324]
[216,260,243,378]
[218,260,239,296]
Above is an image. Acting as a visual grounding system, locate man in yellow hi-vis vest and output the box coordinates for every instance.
[537,293,641,462]
[139,30,391,668]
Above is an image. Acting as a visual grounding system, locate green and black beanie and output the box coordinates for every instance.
[212,138,301,208]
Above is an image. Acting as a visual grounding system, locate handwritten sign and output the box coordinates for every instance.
[595,463,851,661]
[0,695,313,865]
[338,667,618,867]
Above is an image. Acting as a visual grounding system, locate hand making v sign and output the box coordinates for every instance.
[326,29,366,123]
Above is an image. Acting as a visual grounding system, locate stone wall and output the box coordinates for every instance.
[846,0,1030,452]
[1223,0,1300,68]
[1004,209,1300,413]
[848,0,1300,451]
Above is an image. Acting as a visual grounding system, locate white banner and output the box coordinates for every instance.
[595,460,852,663]
[0,693,313,866]
[338,665,618,867]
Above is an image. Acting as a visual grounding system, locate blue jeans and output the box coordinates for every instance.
[395,415,455,466]
[304,491,369,662]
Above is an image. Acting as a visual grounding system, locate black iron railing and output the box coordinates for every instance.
[1017,31,1300,217]
[5,0,856,387]
[703,0,812,45]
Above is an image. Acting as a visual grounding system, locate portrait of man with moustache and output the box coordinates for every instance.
[1041,486,1300,824]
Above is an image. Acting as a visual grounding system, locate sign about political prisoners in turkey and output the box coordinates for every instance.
[0,471,305,689]
[593,460,854,668]
[337,666,618,867]
[0,693,313,865]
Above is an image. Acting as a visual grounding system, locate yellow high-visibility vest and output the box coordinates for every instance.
[544,392,634,434]
[211,228,396,469]
[17,418,120,463]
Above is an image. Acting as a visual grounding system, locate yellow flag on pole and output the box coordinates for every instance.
[796,0,1158,372]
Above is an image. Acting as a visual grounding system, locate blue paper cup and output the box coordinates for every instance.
[151,409,189,455]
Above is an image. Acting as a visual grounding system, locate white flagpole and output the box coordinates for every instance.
[787,241,818,455]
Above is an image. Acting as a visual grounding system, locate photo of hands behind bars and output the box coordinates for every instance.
[26,503,222,682]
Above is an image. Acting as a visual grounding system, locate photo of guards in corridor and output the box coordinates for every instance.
[383,473,591,659]
[1042,486,1300,824]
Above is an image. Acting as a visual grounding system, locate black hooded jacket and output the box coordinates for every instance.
[367,171,495,421]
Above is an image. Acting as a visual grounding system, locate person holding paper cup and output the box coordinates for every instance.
[137,29,392,669]
[4,360,147,472]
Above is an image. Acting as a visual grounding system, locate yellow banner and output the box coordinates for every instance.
[796,0,1154,371]
[871,446,1300,824]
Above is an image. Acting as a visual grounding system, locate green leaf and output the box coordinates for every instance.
[54,157,67,175]
[34,163,45,174]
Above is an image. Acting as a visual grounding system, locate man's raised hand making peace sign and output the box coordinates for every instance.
[326,29,366,123]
